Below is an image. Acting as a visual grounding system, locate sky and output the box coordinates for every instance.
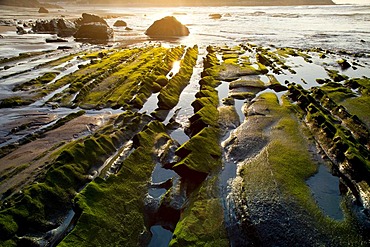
[333,0,370,4]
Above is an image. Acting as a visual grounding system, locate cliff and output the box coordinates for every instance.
[0,0,61,8]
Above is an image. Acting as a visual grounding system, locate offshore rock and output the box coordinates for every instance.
[46,37,68,43]
[16,26,27,35]
[38,7,49,13]
[74,13,113,40]
[32,19,76,37]
[57,46,72,50]
[209,13,222,19]
[113,20,127,27]
[76,13,108,26]
[74,22,113,40]
[145,16,189,37]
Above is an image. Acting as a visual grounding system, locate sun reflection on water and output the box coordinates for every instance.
[168,60,181,78]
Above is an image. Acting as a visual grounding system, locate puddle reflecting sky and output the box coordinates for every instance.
[306,164,343,220]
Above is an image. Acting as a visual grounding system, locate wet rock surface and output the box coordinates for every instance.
[16,26,27,35]
[74,22,113,40]
[77,13,109,26]
[224,94,326,246]
[46,37,68,43]
[73,13,114,40]
[31,13,112,39]
[32,19,77,37]
[0,43,369,246]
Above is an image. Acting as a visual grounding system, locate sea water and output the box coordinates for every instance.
[0,4,369,60]
[106,4,370,52]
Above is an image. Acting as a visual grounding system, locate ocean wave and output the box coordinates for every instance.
[250,11,266,16]
[242,12,300,18]
[310,33,341,38]
[219,30,277,36]
[270,13,300,18]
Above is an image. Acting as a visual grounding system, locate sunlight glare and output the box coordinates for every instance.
[172,60,181,74]
[151,10,192,25]
[167,60,181,78]
[174,13,192,25]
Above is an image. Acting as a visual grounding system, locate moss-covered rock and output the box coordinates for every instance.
[173,127,221,177]
[169,176,228,247]
[0,111,149,244]
[326,69,349,82]
[337,58,351,70]
[60,121,169,246]
[0,97,33,108]
[13,72,59,91]
[157,46,198,110]
[287,81,370,225]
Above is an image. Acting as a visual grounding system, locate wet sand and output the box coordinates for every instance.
[0,25,15,34]
[0,113,116,195]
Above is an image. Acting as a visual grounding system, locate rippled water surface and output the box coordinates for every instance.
[105,4,370,52]
[0,4,369,60]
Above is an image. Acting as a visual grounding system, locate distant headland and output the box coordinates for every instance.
[0,0,61,8]
[0,0,335,8]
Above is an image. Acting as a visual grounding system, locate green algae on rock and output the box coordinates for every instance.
[60,121,169,246]
[0,111,151,245]
[0,43,369,246]
[157,46,198,110]
[169,175,229,247]
[288,82,370,229]
[0,96,33,108]
[231,92,368,245]
[13,72,60,91]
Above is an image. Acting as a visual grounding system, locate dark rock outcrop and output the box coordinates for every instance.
[57,46,72,50]
[76,13,108,26]
[32,13,112,39]
[338,59,351,70]
[145,16,189,37]
[209,13,222,19]
[38,7,49,13]
[46,37,68,43]
[31,12,113,40]
[32,19,77,37]
[73,13,113,40]
[74,22,113,40]
[113,20,127,27]
[16,26,27,35]
[268,83,288,92]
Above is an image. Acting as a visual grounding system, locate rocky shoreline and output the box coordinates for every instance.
[0,7,369,247]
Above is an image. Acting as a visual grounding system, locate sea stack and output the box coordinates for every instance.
[145,16,189,37]
[38,7,49,13]
[74,13,113,40]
